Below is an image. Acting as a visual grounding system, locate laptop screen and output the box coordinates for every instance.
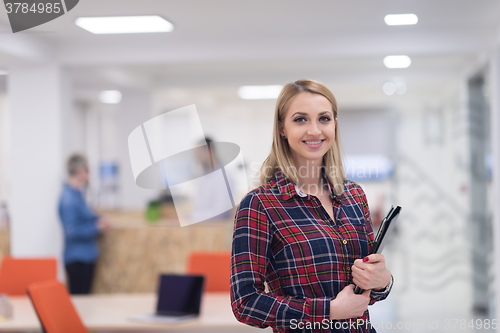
[156,274,205,316]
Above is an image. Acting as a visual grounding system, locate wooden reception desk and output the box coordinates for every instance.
[0,209,235,294]
[0,229,9,258]
[92,210,234,294]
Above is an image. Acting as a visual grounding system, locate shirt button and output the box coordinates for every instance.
[342,239,348,245]
[347,266,351,270]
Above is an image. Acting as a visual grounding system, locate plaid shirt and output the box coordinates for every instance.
[230,168,392,333]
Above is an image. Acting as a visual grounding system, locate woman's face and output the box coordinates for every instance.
[279,92,336,168]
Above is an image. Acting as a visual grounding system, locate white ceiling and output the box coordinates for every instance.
[0,0,499,90]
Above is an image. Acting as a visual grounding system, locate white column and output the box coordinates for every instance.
[491,47,500,330]
[8,64,69,279]
[117,90,158,210]
[0,93,10,203]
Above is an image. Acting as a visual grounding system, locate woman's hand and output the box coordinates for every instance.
[351,254,391,291]
[329,284,370,320]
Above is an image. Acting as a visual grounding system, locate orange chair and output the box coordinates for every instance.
[0,257,57,296]
[27,280,88,333]
[187,251,231,292]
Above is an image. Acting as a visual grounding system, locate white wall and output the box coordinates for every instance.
[118,90,159,210]
[490,46,500,328]
[390,80,473,321]
[76,90,160,211]
[0,93,10,204]
[8,65,66,278]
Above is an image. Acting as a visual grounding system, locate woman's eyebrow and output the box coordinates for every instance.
[291,111,333,117]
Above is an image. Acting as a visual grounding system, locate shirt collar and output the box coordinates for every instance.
[64,182,84,194]
[271,167,342,203]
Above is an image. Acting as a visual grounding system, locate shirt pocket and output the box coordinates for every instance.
[336,203,371,257]
[337,202,366,226]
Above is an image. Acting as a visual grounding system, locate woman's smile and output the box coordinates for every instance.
[302,138,326,149]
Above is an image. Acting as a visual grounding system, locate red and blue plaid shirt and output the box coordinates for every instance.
[230,168,392,333]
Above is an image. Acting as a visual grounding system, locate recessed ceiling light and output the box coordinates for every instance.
[75,16,174,34]
[238,85,283,100]
[384,55,412,69]
[99,90,122,104]
[383,81,407,95]
[383,82,396,95]
[384,14,418,26]
[395,82,407,95]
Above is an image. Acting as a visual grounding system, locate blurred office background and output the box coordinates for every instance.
[0,0,499,332]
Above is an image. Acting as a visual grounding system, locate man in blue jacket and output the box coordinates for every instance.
[58,154,110,294]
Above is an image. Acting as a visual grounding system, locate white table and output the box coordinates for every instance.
[0,292,270,332]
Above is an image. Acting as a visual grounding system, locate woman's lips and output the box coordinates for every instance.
[302,139,325,149]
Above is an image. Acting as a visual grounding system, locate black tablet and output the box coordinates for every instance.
[371,205,401,254]
[354,205,401,294]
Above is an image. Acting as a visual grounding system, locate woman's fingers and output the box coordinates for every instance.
[351,265,363,275]
[353,254,386,270]
[330,284,371,320]
[352,259,366,269]
[352,269,369,289]
[365,254,385,263]
[352,255,391,290]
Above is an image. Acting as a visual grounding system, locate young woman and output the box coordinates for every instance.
[230,79,393,333]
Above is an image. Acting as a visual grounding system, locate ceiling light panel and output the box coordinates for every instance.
[75,16,174,34]
[238,85,283,100]
[99,90,122,104]
[384,14,418,26]
[384,55,412,69]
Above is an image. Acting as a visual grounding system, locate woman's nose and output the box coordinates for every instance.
[307,122,321,135]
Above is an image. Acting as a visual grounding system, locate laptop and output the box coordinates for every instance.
[130,274,205,323]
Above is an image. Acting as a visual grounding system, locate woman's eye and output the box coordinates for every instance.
[320,117,331,122]
[293,117,306,122]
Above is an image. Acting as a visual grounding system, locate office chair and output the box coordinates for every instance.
[0,256,57,295]
[27,279,88,333]
[187,251,231,292]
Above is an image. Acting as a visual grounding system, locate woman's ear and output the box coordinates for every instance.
[278,123,285,137]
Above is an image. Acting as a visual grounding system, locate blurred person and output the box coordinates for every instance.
[189,136,233,222]
[0,201,9,229]
[58,154,110,294]
[230,80,393,333]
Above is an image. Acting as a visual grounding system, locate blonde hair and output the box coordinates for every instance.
[258,79,346,195]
